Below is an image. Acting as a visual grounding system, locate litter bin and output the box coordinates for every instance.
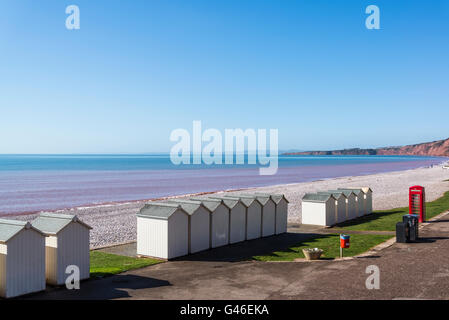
[403,214,419,242]
[396,221,410,243]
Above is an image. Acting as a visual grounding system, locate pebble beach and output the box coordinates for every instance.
[12,164,449,249]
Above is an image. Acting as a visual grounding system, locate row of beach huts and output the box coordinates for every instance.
[136,193,289,260]
[302,187,373,226]
[0,213,91,298]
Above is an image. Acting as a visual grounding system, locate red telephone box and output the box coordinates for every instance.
[409,186,425,223]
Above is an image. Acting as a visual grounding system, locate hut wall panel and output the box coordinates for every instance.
[56,223,90,285]
[246,202,262,240]
[189,207,210,253]
[262,200,276,237]
[275,199,288,234]
[211,205,229,248]
[137,217,168,259]
[5,230,45,298]
[229,202,246,244]
[167,212,189,259]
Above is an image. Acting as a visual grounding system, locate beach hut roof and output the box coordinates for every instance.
[328,189,356,197]
[165,199,211,214]
[32,213,92,235]
[302,193,336,203]
[239,194,272,205]
[206,196,240,209]
[212,196,257,208]
[338,188,363,196]
[317,191,347,199]
[137,202,188,220]
[0,219,45,243]
[254,192,290,204]
[189,197,229,211]
[351,187,373,194]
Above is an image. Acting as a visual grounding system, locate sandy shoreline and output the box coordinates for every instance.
[11,164,449,249]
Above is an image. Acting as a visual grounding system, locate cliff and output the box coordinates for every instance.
[284,138,449,157]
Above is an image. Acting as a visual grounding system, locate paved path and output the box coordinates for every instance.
[29,213,449,300]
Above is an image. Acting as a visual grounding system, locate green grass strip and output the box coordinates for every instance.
[337,191,449,231]
[90,251,162,278]
[253,233,392,261]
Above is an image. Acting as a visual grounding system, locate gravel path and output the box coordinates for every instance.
[12,165,449,248]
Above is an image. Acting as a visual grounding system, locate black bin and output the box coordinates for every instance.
[396,221,409,243]
[403,214,419,242]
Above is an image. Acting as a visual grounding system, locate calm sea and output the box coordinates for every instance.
[0,154,444,215]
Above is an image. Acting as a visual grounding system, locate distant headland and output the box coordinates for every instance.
[283,138,449,157]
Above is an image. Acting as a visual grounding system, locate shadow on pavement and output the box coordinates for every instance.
[26,274,171,300]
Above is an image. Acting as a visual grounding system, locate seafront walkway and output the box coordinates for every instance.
[29,210,449,300]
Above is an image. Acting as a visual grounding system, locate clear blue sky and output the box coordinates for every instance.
[1,0,448,153]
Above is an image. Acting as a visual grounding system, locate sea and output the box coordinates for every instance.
[0,154,445,215]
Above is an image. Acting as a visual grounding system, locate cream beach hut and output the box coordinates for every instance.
[165,200,211,254]
[31,213,92,286]
[302,193,337,226]
[329,190,357,220]
[0,219,46,298]
[317,191,347,223]
[207,196,246,244]
[353,187,373,214]
[218,196,262,241]
[190,197,230,248]
[255,193,289,234]
[338,188,364,217]
[239,194,276,237]
[136,203,189,259]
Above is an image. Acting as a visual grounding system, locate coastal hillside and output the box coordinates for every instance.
[284,138,449,157]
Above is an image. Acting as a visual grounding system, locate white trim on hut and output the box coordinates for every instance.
[354,187,373,214]
[220,196,262,240]
[190,197,230,248]
[238,194,276,237]
[165,200,211,254]
[136,203,189,259]
[0,219,46,298]
[329,190,357,220]
[255,193,289,234]
[207,196,246,244]
[317,191,347,223]
[338,188,364,217]
[31,213,92,286]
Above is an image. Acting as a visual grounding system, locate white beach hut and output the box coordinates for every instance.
[165,199,211,253]
[136,203,189,259]
[190,197,230,248]
[255,193,289,234]
[361,187,373,214]
[218,196,262,241]
[239,194,276,237]
[207,196,246,244]
[31,213,92,286]
[301,193,337,226]
[318,191,347,223]
[350,187,373,215]
[0,219,46,298]
[329,190,357,220]
[338,188,364,217]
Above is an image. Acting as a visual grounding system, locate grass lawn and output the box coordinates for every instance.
[253,233,393,262]
[90,251,163,278]
[336,191,449,232]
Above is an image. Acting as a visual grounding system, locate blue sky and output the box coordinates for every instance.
[1,0,448,153]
